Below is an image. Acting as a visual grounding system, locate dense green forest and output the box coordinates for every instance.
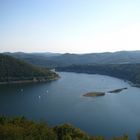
[0,54,59,84]
[56,64,140,87]
[0,116,139,140]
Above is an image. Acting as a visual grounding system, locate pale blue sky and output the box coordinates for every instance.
[1,0,140,53]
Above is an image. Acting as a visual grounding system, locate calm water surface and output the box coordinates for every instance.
[0,72,140,139]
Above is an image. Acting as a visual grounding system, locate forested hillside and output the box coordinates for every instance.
[0,116,139,140]
[0,54,59,84]
[4,52,62,68]
[56,64,140,87]
[4,51,140,68]
[49,51,140,66]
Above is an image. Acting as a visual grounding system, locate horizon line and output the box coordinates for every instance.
[1,50,140,54]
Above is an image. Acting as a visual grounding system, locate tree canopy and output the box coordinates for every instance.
[0,54,58,83]
[0,116,139,140]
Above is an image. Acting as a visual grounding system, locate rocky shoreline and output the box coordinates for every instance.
[0,77,59,85]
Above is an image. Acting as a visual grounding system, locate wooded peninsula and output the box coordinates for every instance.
[0,54,59,84]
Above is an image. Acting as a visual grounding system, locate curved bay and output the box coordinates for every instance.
[0,72,140,139]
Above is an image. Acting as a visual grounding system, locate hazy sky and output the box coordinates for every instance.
[1,0,140,53]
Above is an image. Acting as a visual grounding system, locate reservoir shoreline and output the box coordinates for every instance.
[0,77,59,85]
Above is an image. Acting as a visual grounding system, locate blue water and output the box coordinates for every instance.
[0,72,140,139]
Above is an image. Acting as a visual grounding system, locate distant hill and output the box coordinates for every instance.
[4,51,140,68]
[50,51,140,65]
[0,54,59,84]
[56,64,140,87]
[3,52,62,68]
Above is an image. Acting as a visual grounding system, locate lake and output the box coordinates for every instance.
[0,72,140,139]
